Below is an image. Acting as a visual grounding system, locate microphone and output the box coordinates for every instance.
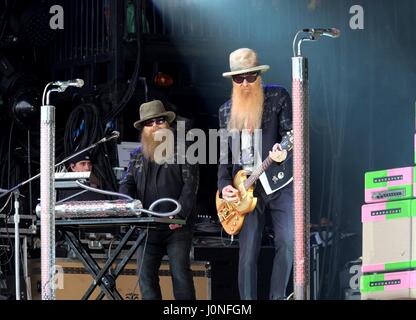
[99,130,120,143]
[52,79,84,88]
[303,28,340,39]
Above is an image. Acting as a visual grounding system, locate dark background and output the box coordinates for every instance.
[0,0,414,299]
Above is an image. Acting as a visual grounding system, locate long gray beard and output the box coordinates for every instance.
[141,129,174,164]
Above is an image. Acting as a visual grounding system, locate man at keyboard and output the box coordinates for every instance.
[68,151,93,173]
[119,100,199,300]
[57,151,106,201]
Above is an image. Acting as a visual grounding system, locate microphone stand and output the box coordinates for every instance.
[291,30,313,301]
[0,80,118,300]
[13,191,20,300]
[0,128,115,300]
[291,29,339,300]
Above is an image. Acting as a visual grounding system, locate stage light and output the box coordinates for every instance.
[10,88,40,130]
[153,72,174,88]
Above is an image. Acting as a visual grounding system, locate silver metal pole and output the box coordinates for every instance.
[40,104,56,300]
[292,56,311,300]
[13,191,20,300]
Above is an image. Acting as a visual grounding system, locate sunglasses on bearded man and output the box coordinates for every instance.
[232,72,259,84]
[143,116,167,127]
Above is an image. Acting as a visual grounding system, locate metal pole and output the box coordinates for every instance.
[291,27,339,300]
[292,56,311,300]
[40,104,56,300]
[13,191,20,300]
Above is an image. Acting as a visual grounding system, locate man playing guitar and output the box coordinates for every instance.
[217,48,294,300]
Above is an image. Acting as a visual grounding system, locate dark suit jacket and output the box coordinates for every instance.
[119,133,199,227]
[217,84,293,194]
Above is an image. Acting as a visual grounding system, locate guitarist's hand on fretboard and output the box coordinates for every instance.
[222,185,240,203]
[270,143,288,163]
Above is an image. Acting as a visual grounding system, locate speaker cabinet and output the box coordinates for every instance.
[28,258,211,300]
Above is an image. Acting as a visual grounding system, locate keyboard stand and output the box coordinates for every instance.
[54,216,185,300]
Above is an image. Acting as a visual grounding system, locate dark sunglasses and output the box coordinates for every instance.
[232,72,259,84]
[143,116,166,127]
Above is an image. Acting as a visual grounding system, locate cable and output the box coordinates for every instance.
[0,196,12,260]
[63,102,117,192]
[27,130,33,219]
[0,0,11,41]
[146,198,182,217]
[73,181,182,217]
[0,201,14,266]
[104,0,142,123]
[2,120,14,265]
[0,194,12,213]
[64,103,101,155]
[75,180,133,201]
[220,228,236,247]
[55,190,89,205]
[107,237,116,262]
[7,121,14,189]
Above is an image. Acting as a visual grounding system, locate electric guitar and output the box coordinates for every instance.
[215,130,294,235]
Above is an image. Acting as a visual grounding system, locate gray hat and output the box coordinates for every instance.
[222,48,269,78]
[133,100,176,129]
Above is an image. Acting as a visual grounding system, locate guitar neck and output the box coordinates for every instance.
[243,156,273,190]
[242,131,293,191]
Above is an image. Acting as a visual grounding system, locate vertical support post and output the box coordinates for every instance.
[13,191,20,300]
[40,104,56,300]
[292,56,311,300]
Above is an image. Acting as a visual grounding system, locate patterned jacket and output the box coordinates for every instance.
[217,84,293,193]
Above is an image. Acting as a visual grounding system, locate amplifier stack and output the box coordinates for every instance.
[361,166,416,299]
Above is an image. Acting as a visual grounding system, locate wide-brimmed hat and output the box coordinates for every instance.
[222,48,270,78]
[133,100,176,129]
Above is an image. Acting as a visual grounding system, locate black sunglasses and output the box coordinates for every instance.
[143,116,166,127]
[232,72,259,84]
